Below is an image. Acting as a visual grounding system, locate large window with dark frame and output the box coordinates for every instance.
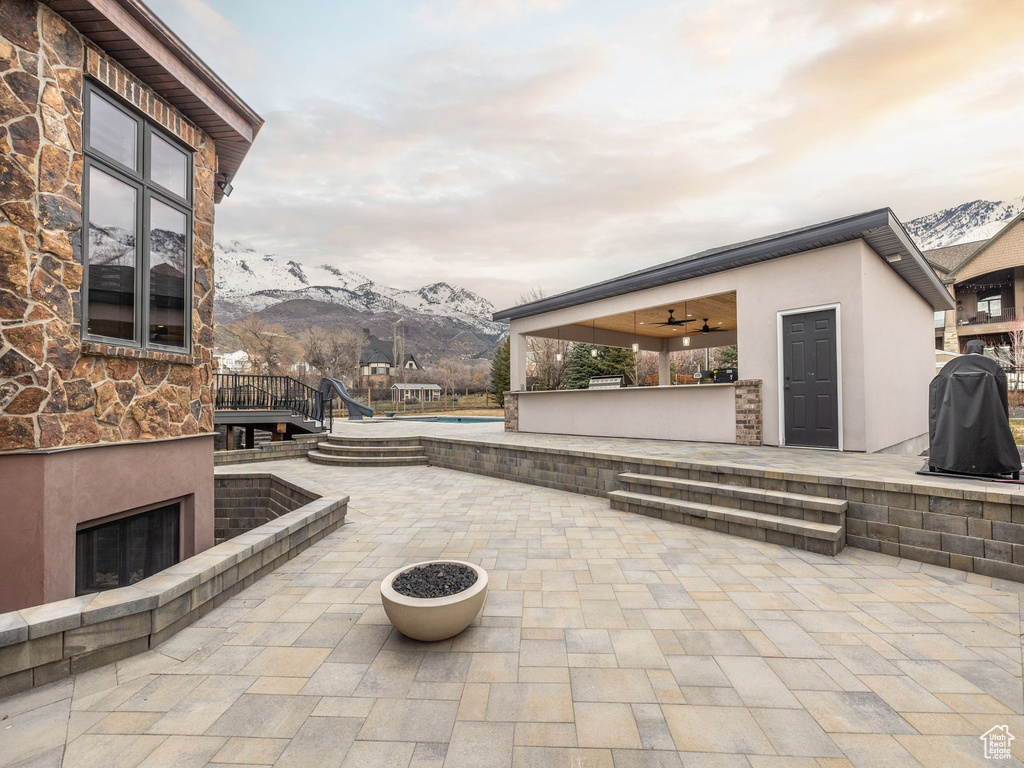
[84,82,193,351]
[75,502,181,595]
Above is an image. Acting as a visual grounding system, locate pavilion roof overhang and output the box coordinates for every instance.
[494,208,954,322]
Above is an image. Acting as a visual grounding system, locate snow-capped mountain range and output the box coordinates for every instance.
[213,240,504,339]
[209,194,1020,356]
[905,195,1024,251]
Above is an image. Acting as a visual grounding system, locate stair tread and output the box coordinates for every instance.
[308,451,428,465]
[326,437,423,445]
[318,443,425,454]
[617,473,846,511]
[608,490,843,540]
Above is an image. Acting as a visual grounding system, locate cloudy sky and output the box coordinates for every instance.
[150,0,1024,307]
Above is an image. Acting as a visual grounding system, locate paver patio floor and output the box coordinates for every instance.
[3,460,1024,768]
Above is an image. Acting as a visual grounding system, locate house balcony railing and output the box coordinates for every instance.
[957,306,1017,327]
[213,373,332,430]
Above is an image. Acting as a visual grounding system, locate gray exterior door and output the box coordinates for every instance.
[782,308,839,448]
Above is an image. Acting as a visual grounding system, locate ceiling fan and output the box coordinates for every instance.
[652,308,695,327]
[699,318,725,333]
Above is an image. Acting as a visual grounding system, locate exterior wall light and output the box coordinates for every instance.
[590,348,598,357]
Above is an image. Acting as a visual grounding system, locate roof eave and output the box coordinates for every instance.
[493,209,953,321]
[946,212,1024,282]
[46,0,264,201]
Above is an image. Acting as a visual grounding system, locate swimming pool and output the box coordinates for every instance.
[391,416,504,423]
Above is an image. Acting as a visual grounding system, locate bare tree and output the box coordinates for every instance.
[518,287,570,390]
[301,326,362,386]
[1007,318,1024,392]
[470,363,490,394]
[633,350,659,387]
[233,315,300,375]
[435,356,461,406]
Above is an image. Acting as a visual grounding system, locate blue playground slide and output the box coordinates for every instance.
[318,378,374,420]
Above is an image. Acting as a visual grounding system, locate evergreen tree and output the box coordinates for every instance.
[489,336,510,406]
[718,345,738,368]
[563,343,603,388]
[601,347,636,382]
[563,344,638,388]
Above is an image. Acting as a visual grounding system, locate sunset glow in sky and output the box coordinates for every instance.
[150,0,1024,305]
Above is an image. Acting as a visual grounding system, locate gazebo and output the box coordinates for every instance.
[392,383,442,403]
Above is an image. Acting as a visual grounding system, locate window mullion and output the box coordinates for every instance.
[140,187,149,349]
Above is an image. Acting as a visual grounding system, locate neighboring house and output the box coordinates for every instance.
[926,213,1024,355]
[215,349,251,373]
[358,328,421,388]
[0,0,262,612]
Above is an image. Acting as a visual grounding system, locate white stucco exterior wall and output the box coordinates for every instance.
[859,245,934,452]
[508,239,936,452]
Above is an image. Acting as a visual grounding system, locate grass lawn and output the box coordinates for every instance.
[1011,420,1024,444]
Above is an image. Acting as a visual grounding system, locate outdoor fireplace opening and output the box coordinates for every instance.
[75,502,181,596]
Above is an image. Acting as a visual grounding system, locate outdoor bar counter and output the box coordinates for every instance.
[513,383,738,442]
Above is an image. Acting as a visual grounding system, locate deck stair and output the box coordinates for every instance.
[609,472,846,555]
[308,436,428,467]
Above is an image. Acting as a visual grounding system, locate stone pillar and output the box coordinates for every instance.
[734,379,762,446]
[504,392,519,432]
[942,310,959,354]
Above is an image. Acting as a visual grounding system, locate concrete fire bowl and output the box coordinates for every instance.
[380,560,488,642]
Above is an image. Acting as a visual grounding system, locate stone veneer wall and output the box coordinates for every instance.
[0,471,347,698]
[0,0,217,450]
[416,436,1024,583]
[214,473,318,543]
[734,379,762,446]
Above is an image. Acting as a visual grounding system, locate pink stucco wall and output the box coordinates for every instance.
[0,435,214,612]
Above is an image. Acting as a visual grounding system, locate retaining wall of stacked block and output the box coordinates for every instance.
[214,473,319,543]
[0,473,347,698]
[214,433,321,465]
[416,436,1024,582]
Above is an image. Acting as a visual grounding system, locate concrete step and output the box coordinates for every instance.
[307,451,428,467]
[617,473,846,521]
[608,489,844,555]
[325,436,425,448]
[317,442,425,456]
